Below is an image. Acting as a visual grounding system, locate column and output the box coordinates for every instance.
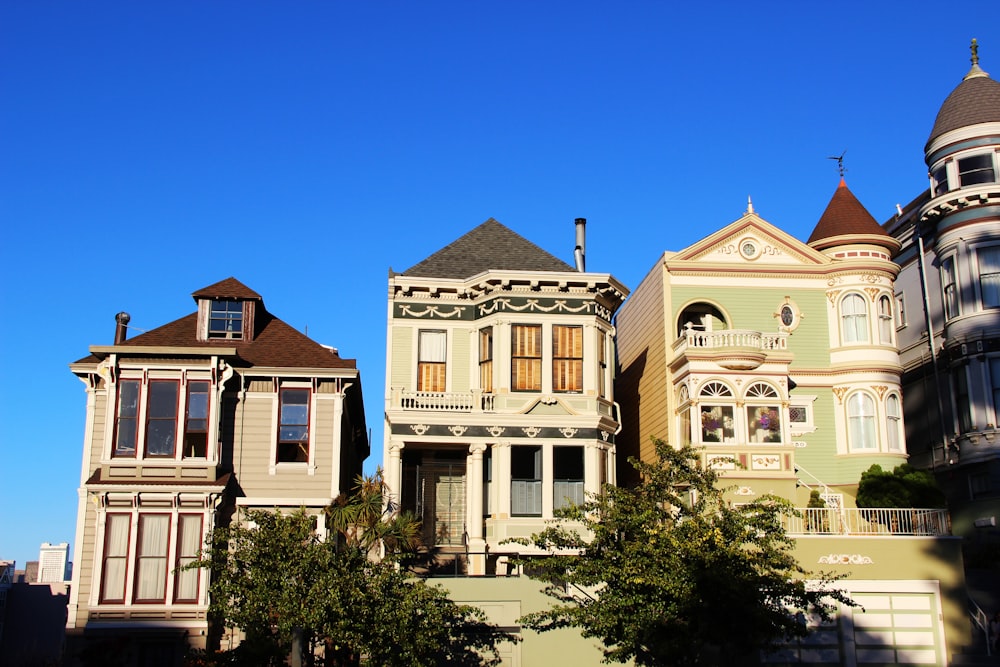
[466,443,487,575]
[386,440,405,507]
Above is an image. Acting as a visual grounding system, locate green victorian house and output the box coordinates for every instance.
[616,187,968,665]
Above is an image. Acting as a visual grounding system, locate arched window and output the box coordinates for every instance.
[841,294,869,343]
[878,295,893,345]
[745,382,782,443]
[886,394,902,451]
[677,385,692,446]
[698,381,735,443]
[848,392,877,450]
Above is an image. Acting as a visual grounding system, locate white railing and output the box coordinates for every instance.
[677,328,789,351]
[396,389,495,412]
[784,508,950,536]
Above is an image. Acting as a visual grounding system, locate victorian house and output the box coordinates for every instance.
[65,278,368,665]
[382,218,628,577]
[885,40,1000,551]
[615,188,968,664]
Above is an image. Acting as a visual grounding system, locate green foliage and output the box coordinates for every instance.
[855,464,946,509]
[508,439,853,666]
[188,473,513,666]
[325,469,421,556]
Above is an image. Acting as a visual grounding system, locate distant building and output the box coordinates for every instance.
[38,542,71,583]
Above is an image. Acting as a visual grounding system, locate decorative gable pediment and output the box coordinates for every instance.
[670,213,831,268]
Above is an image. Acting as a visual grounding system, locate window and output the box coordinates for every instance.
[886,394,902,451]
[512,325,542,391]
[848,392,877,450]
[895,293,906,328]
[954,366,972,433]
[942,256,959,320]
[678,386,692,446]
[417,330,447,392]
[114,380,141,457]
[991,359,1000,425]
[479,328,493,392]
[553,447,584,510]
[699,380,736,443]
[746,382,782,443]
[978,246,1000,309]
[931,164,950,195]
[840,293,869,343]
[598,331,608,398]
[100,514,131,603]
[134,514,170,602]
[208,299,243,339]
[483,446,492,516]
[553,325,583,392]
[878,295,893,344]
[145,381,178,457]
[174,515,202,602]
[184,382,210,458]
[789,405,809,424]
[277,388,310,463]
[511,446,542,516]
[958,153,996,187]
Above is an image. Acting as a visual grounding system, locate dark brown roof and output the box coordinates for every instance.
[85,470,232,488]
[401,218,575,279]
[192,277,263,301]
[75,280,357,370]
[808,179,894,247]
[927,59,1000,148]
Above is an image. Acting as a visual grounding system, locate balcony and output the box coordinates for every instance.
[673,328,789,370]
[783,508,951,536]
[393,388,495,412]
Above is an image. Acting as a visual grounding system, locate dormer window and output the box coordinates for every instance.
[208,299,243,339]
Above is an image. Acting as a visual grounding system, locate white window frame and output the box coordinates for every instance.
[270,381,316,474]
[941,255,959,321]
[975,244,1000,311]
[847,391,878,451]
[840,293,869,344]
[886,393,903,452]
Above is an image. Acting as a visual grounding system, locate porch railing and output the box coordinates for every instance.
[784,508,950,536]
[675,328,789,352]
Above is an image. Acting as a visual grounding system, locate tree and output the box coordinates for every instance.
[188,473,513,667]
[856,463,946,509]
[509,439,853,666]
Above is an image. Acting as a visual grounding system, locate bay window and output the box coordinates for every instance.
[553,325,583,392]
[114,378,209,460]
[277,388,310,463]
[114,380,141,457]
[887,394,902,451]
[553,447,584,510]
[746,381,782,443]
[512,325,542,391]
[699,381,735,443]
[184,382,210,458]
[878,295,893,344]
[145,381,178,457]
[417,330,447,392]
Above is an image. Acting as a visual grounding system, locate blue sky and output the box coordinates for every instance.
[1,1,996,568]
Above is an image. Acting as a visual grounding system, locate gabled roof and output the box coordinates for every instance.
[807,180,897,253]
[191,277,262,302]
[400,218,575,279]
[75,279,356,370]
[927,43,1000,148]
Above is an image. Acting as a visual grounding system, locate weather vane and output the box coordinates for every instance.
[827,150,847,178]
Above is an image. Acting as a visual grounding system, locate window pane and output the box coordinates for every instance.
[979,247,1000,309]
[101,514,131,602]
[145,382,178,457]
[209,299,243,338]
[958,154,996,186]
[848,393,877,450]
[841,294,868,343]
[512,325,542,391]
[887,395,902,452]
[115,381,140,457]
[942,257,958,319]
[175,515,202,602]
[748,406,782,442]
[278,389,310,462]
[135,515,169,602]
[700,405,735,442]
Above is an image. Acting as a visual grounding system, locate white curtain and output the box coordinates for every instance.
[841,294,868,343]
[135,515,169,601]
[848,393,877,450]
[174,515,202,601]
[419,331,447,362]
[101,514,130,601]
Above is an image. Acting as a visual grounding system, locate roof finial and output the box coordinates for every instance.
[964,37,989,80]
[827,150,847,178]
[971,38,979,67]
[746,196,754,214]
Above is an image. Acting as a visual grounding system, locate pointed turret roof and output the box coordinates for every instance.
[401,218,574,279]
[807,179,899,253]
[927,39,1000,149]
